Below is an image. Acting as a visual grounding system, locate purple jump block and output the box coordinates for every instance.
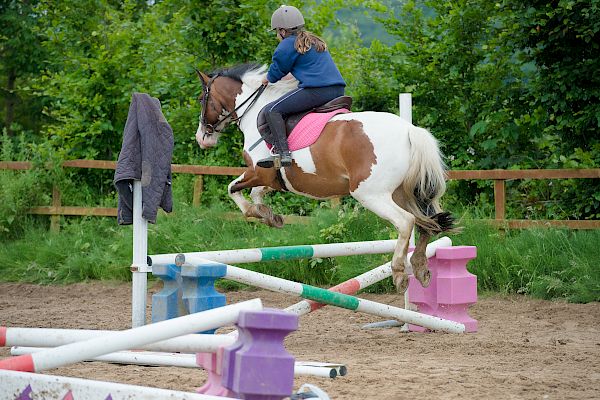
[222,308,298,400]
[409,246,478,332]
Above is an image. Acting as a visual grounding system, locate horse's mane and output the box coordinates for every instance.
[209,63,299,99]
[208,63,261,82]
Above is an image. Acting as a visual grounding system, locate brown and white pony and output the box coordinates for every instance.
[195,64,454,293]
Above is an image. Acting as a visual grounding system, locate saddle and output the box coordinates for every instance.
[257,96,353,139]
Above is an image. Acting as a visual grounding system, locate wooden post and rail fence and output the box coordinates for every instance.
[1,160,599,231]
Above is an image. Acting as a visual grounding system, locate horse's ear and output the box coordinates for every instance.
[195,69,210,85]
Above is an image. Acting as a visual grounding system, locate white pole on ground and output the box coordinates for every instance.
[0,299,262,372]
[10,347,343,379]
[0,327,236,353]
[132,180,148,328]
[204,262,464,333]
[0,369,236,400]
[283,236,451,316]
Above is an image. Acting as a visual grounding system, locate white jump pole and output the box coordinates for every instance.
[220,265,464,333]
[0,327,235,353]
[10,347,343,379]
[0,369,235,400]
[0,298,262,372]
[132,180,149,328]
[150,239,398,267]
[283,236,451,316]
[180,255,463,333]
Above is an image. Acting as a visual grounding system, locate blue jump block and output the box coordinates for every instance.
[151,264,185,323]
[181,263,227,334]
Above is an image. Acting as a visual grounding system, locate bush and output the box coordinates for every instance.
[0,169,48,239]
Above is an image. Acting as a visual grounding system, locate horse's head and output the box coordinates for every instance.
[195,70,242,149]
[195,64,295,150]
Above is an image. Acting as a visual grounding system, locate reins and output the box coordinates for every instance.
[202,76,266,135]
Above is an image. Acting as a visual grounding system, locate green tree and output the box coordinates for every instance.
[0,0,47,137]
[33,0,197,160]
[500,0,600,166]
[379,1,528,168]
[498,0,600,218]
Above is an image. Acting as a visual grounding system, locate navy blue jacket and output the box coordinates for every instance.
[266,36,345,88]
[114,93,173,225]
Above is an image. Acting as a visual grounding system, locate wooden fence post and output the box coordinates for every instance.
[50,185,61,233]
[494,180,506,220]
[193,175,204,207]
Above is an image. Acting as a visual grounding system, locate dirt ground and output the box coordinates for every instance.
[1,281,599,399]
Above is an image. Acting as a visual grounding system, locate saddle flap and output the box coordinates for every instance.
[313,96,353,113]
[257,96,352,139]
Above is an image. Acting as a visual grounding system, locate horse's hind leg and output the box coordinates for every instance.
[392,187,433,288]
[410,227,432,287]
[352,192,415,293]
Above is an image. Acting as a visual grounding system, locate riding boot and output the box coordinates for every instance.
[257,112,292,169]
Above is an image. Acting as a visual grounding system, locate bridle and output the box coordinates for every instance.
[200,73,266,140]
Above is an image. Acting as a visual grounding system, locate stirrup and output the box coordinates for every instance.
[257,154,292,169]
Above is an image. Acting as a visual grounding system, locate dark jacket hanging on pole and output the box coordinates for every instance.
[114,92,173,225]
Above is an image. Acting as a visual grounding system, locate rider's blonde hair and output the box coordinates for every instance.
[282,27,327,54]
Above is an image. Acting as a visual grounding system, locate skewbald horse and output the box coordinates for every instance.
[195,63,455,293]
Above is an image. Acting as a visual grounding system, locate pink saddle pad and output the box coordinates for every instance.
[266,109,351,152]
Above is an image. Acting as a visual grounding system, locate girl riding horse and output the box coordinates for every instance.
[194,7,455,294]
[257,5,346,169]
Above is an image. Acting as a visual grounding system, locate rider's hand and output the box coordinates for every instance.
[261,78,269,86]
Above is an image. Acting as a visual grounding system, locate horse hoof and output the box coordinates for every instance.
[415,268,431,288]
[268,214,285,228]
[393,272,409,294]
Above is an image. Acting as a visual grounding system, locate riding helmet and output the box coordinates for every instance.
[271,5,305,30]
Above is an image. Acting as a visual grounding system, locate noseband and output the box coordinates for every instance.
[200,74,266,141]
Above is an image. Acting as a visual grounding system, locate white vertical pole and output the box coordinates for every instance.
[399,93,415,249]
[399,93,415,326]
[399,93,412,124]
[132,180,148,327]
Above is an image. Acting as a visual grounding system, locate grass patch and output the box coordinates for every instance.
[0,201,598,303]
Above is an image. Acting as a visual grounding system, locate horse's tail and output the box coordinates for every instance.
[398,124,455,234]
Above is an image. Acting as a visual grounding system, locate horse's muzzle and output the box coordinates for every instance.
[196,129,218,149]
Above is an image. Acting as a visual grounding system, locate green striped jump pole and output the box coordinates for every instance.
[189,257,464,334]
[149,239,397,267]
[284,236,452,315]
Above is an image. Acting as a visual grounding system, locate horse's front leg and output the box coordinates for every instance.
[248,186,283,228]
[227,173,254,216]
[250,186,273,205]
[228,173,284,228]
